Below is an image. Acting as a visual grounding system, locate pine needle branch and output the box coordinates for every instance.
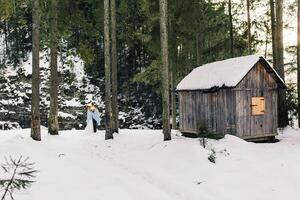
[0,156,38,200]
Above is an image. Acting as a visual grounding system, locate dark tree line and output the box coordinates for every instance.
[0,0,297,140]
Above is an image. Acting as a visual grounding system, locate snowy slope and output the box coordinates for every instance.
[0,128,300,200]
[0,49,156,130]
[0,50,93,129]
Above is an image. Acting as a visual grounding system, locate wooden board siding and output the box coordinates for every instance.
[179,89,236,136]
[235,62,278,138]
[178,61,279,140]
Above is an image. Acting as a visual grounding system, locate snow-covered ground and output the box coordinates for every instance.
[0,128,300,200]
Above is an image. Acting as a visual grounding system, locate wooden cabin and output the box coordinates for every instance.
[176,55,286,141]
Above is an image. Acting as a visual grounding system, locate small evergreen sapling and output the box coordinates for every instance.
[0,156,38,200]
[208,149,216,164]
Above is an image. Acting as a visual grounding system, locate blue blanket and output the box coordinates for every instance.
[87,109,100,125]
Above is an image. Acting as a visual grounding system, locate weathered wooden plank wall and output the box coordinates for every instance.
[235,63,278,138]
[179,89,236,136]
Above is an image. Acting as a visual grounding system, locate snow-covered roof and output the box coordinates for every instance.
[176,55,285,91]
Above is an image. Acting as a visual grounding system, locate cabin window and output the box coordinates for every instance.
[251,97,265,116]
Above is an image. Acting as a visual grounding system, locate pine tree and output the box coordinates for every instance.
[31,0,41,141]
[170,62,177,129]
[49,0,59,135]
[196,32,204,66]
[228,0,234,57]
[297,0,300,128]
[264,22,269,58]
[275,0,288,127]
[159,0,171,141]
[104,0,113,140]
[270,0,277,66]
[169,17,177,130]
[111,0,119,134]
[246,0,251,54]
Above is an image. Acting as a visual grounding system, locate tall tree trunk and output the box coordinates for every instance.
[104,0,113,140]
[110,0,118,134]
[169,49,176,130]
[228,0,234,57]
[246,0,251,54]
[159,0,171,141]
[169,18,177,130]
[264,22,269,58]
[170,60,177,129]
[3,20,8,64]
[270,0,277,66]
[31,0,41,141]
[275,0,288,127]
[297,0,300,128]
[196,33,200,65]
[49,0,59,135]
[196,32,204,66]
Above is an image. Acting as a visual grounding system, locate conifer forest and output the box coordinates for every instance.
[0,0,300,200]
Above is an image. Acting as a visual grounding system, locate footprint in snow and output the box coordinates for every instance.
[58,153,65,158]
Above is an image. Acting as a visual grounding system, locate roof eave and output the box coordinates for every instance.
[176,85,235,92]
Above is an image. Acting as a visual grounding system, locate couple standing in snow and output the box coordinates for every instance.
[86,102,100,133]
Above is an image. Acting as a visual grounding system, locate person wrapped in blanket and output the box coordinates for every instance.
[86,102,100,133]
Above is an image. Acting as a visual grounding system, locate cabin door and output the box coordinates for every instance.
[236,91,267,138]
[250,96,265,135]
